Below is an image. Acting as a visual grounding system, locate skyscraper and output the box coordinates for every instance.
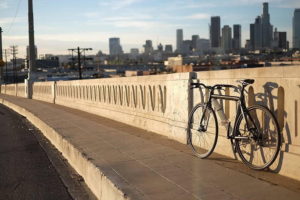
[261,2,273,48]
[251,3,274,50]
[143,40,153,55]
[293,9,300,49]
[254,16,263,49]
[221,25,232,52]
[210,16,221,48]
[233,25,241,50]
[191,35,199,50]
[109,38,123,56]
[176,29,183,53]
[181,40,192,55]
[250,24,255,49]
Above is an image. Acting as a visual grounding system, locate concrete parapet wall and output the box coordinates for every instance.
[16,83,26,98]
[55,73,190,143]
[1,83,26,97]
[32,81,55,103]
[1,66,299,181]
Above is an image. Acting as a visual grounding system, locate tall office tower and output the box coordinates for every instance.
[293,9,300,49]
[181,40,192,55]
[143,40,154,55]
[210,16,221,48]
[165,45,173,53]
[191,35,199,50]
[250,24,255,49]
[233,24,241,50]
[254,16,263,49]
[261,2,273,48]
[176,29,183,53]
[109,38,123,56]
[221,25,232,52]
[278,32,288,49]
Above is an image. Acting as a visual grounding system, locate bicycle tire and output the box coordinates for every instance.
[187,103,218,158]
[234,104,281,170]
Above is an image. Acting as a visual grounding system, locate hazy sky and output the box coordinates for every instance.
[0,0,299,57]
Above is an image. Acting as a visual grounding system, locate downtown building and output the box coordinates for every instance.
[143,40,154,55]
[210,16,221,49]
[250,2,273,50]
[293,9,300,49]
[176,29,183,53]
[232,25,241,50]
[109,38,123,56]
[221,25,232,53]
[272,28,288,50]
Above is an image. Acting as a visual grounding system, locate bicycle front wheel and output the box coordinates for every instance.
[187,103,218,158]
[235,105,281,170]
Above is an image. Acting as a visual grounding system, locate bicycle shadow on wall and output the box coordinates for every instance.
[248,82,291,173]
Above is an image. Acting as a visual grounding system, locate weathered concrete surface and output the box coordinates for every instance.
[0,104,72,200]
[1,94,300,200]
[1,67,300,181]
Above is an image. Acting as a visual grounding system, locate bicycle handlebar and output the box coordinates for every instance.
[191,79,254,91]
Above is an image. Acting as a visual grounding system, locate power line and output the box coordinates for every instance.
[6,0,23,34]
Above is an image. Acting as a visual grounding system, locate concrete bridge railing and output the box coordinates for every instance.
[1,66,299,181]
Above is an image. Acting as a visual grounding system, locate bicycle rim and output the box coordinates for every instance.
[187,103,218,158]
[235,105,281,170]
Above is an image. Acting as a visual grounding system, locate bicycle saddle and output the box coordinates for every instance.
[237,79,255,86]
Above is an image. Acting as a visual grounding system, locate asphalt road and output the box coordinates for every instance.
[0,104,73,200]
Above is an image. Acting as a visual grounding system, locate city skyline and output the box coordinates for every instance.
[0,0,299,57]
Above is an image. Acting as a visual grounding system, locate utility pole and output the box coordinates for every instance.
[4,49,9,83]
[0,27,3,83]
[28,0,36,77]
[10,46,18,83]
[68,47,92,79]
[25,0,36,99]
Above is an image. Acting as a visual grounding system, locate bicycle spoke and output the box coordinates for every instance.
[235,105,281,170]
[188,104,218,158]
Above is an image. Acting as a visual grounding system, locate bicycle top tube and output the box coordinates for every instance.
[191,79,255,101]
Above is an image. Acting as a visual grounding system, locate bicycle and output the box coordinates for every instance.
[188,79,281,170]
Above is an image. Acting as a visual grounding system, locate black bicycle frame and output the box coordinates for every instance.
[198,83,257,140]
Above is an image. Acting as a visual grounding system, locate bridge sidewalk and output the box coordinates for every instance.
[0,94,299,200]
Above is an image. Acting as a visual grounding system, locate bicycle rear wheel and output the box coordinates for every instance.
[187,103,218,158]
[235,105,281,170]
